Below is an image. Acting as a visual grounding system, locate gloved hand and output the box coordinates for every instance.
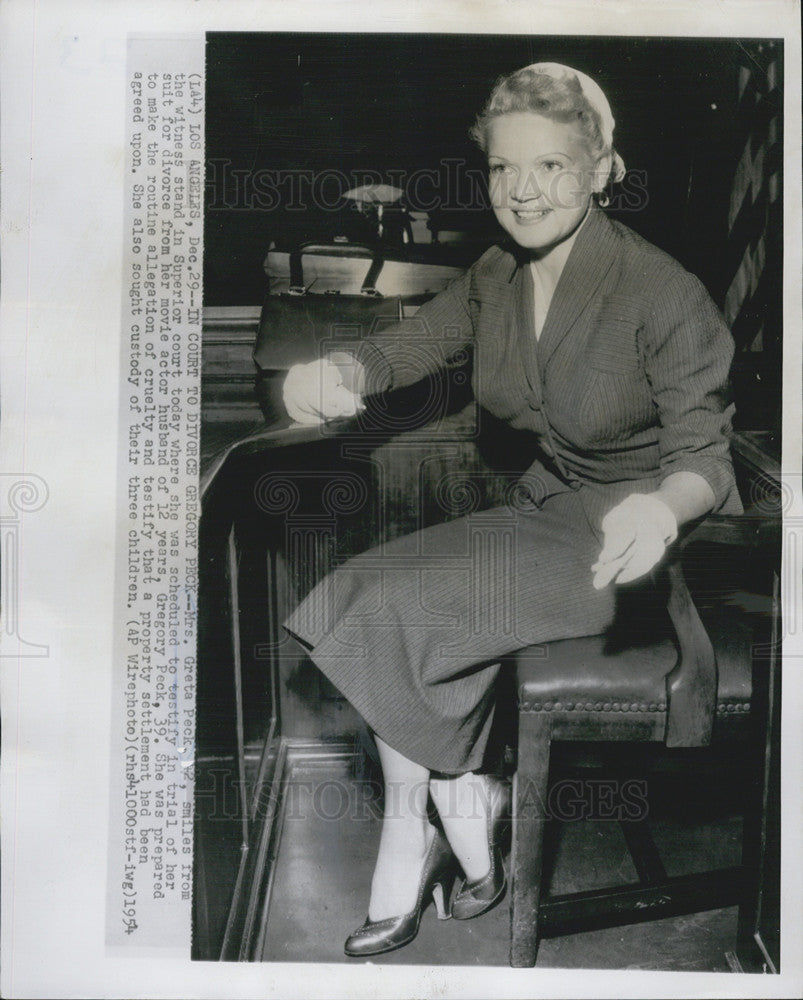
[591,492,678,589]
[282,357,365,425]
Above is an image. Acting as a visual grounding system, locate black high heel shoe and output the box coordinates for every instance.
[451,775,511,921]
[344,828,457,957]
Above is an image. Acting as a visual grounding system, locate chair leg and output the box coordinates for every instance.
[510,711,552,968]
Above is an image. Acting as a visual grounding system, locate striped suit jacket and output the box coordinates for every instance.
[351,205,743,523]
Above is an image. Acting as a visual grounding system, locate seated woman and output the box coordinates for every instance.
[281,62,743,957]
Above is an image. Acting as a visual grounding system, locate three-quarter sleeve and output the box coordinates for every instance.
[348,268,475,396]
[642,270,739,511]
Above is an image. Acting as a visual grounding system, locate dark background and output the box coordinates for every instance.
[203,32,783,431]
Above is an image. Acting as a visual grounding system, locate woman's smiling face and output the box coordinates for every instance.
[487,112,604,254]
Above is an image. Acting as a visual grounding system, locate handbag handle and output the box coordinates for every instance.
[288,241,385,296]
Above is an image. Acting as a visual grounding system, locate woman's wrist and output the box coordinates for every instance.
[652,471,716,530]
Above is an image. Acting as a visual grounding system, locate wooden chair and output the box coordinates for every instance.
[507,514,778,967]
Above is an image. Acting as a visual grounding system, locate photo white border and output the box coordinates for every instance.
[1,1,800,998]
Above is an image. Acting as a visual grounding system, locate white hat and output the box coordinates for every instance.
[525,62,625,181]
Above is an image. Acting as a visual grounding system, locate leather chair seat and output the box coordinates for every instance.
[505,534,775,966]
[514,600,753,718]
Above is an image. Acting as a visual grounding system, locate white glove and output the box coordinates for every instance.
[282,358,365,425]
[591,493,678,589]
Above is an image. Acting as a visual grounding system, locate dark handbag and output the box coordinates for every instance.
[254,241,398,369]
[253,240,471,423]
[254,241,404,422]
[253,290,403,372]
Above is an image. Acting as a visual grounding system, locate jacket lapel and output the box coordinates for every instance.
[467,209,620,389]
[513,263,542,399]
[535,206,619,370]
[469,256,541,397]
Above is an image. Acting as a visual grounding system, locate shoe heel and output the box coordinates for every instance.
[431,877,453,921]
[451,846,507,921]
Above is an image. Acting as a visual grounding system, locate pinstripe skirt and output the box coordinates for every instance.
[283,489,617,774]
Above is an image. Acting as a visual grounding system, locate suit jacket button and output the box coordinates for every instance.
[528,399,541,410]
[569,480,582,491]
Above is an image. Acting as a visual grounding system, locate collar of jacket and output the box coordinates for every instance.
[469,205,620,369]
